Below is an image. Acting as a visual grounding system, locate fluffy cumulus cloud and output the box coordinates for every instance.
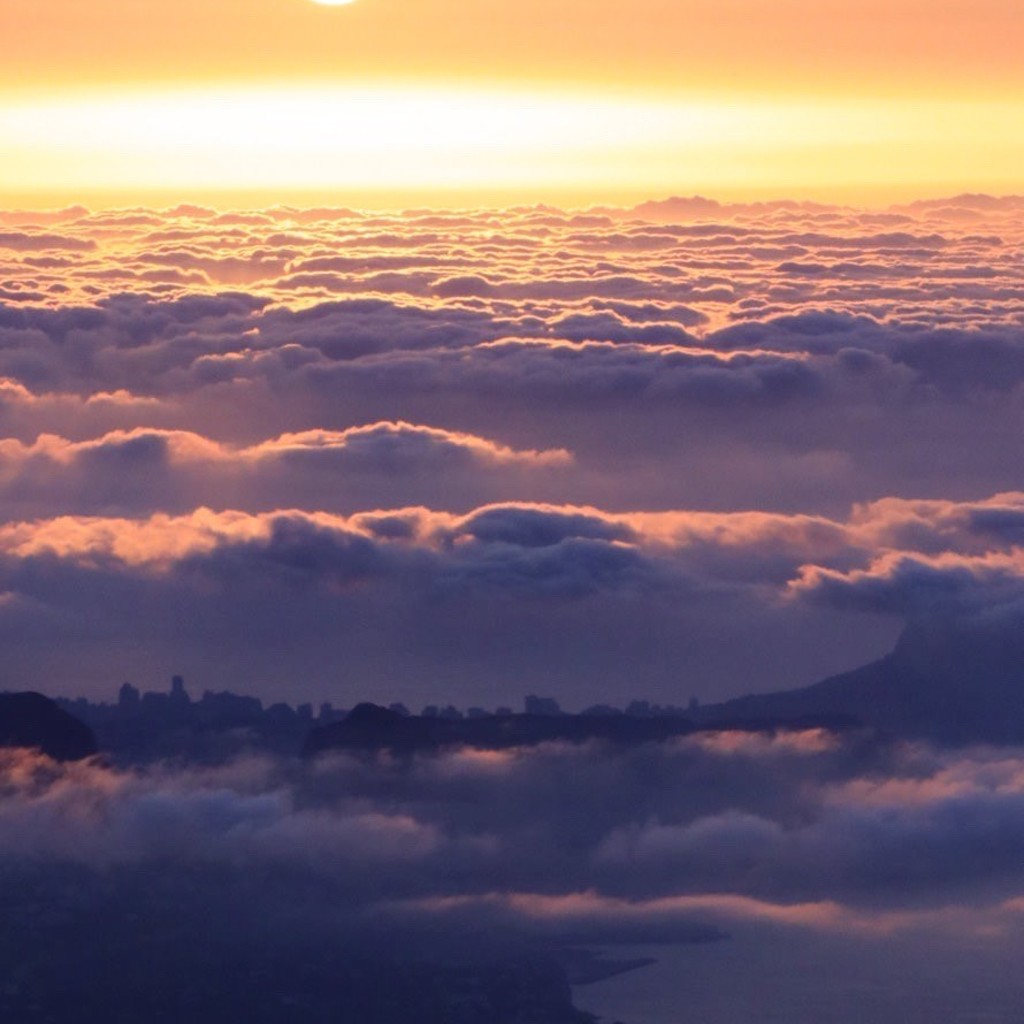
[2,489,1024,705]
[0,196,1023,704]
[0,423,571,517]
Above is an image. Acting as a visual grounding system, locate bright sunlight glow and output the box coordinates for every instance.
[1,83,1021,204]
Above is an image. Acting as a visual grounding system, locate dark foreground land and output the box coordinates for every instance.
[0,867,597,1024]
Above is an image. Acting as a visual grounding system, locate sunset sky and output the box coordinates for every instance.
[4,0,1024,205]
[7,9,1024,1020]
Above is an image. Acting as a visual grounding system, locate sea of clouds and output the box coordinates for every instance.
[1,194,1023,706]
[4,193,1024,1019]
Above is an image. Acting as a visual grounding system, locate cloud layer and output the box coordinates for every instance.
[4,194,1024,1019]
[0,196,1023,703]
[8,731,1024,945]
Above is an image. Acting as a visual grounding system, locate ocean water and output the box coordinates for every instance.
[574,926,1024,1024]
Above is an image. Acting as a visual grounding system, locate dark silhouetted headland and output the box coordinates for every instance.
[693,613,1024,744]
[0,692,97,761]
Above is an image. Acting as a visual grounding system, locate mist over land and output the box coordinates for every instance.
[4,194,1024,1020]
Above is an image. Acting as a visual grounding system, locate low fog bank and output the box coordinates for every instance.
[5,723,1024,1019]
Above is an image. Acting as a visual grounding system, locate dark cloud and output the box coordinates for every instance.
[6,729,1024,940]
[0,231,95,252]
[0,500,901,704]
[0,423,571,517]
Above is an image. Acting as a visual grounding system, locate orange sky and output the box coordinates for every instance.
[3,0,1023,205]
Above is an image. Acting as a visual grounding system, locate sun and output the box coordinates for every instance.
[309,0,358,5]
